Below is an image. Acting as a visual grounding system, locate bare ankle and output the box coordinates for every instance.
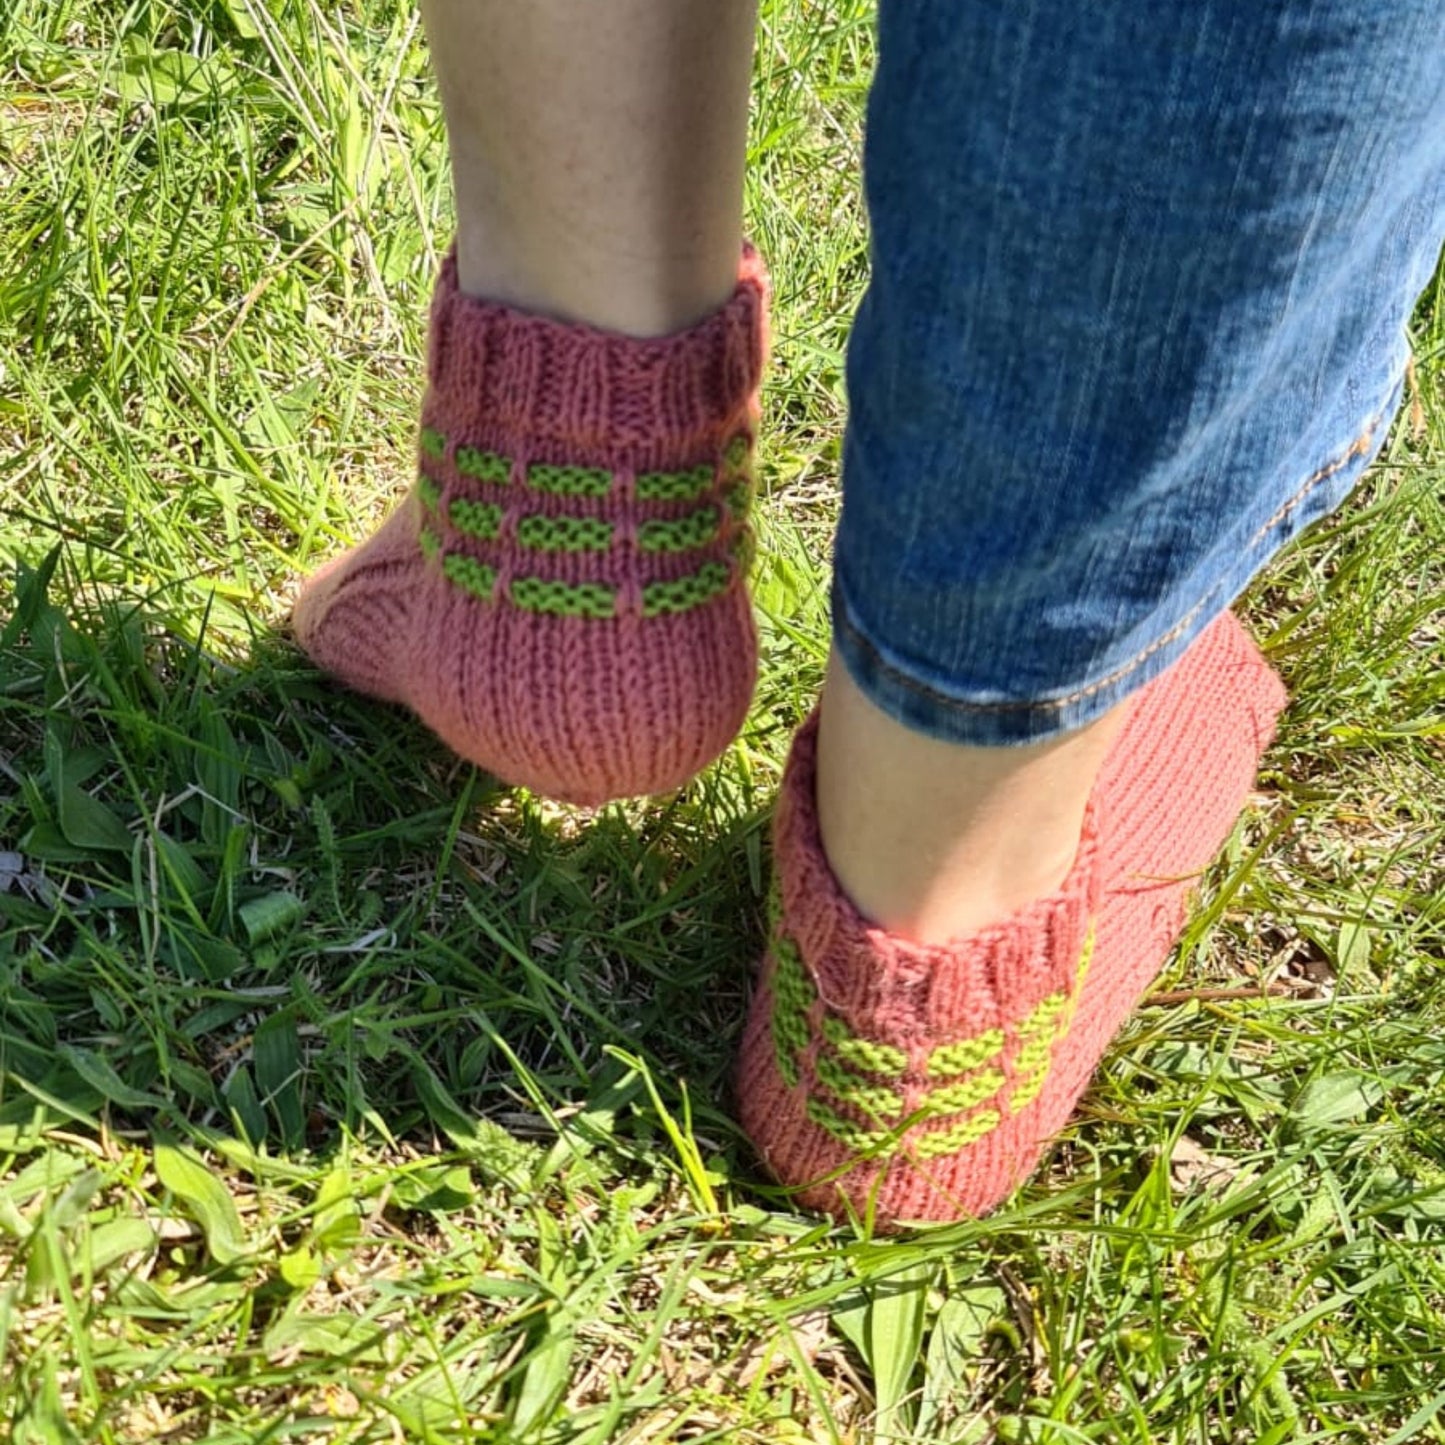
[815,652,1129,944]
[452,214,738,337]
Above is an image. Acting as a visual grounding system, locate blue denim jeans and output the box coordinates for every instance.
[833,0,1445,745]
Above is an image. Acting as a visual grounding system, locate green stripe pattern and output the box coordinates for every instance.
[770,898,1096,1161]
[449,499,503,541]
[442,553,497,601]
[641,561,731,618]
[509,577,616,620]
[638,505,720,554]
[413,429,755,619]
[456,447,512,484]
[724,481,751,522]
[913,1110,1004,1159]
[770,931,816,1090]
[527,463,612,498]
[515,514,615,553]
[636,462,715,502]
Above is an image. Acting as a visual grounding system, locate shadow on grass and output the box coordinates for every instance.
[0,546,778,1191]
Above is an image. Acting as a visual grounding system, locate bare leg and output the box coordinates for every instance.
[419,0,757,337]
[815,650,1130,944]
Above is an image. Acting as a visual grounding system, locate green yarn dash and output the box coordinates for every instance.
[456,446,513,484]
[767,875,787,933]
[1017,990,1068,1039]
[418,527,442,562]
[420,426,446,461]
[1009,1067,1051,1115]
[635,462,714,502]
[442,552,497,601]
[920,1067,1007,1119]
[416,474,442,511]
[641,560,731,618]
[449,498,503,540]
[731,527,757,575]
[926,1028,1007,1079]
[770,936,816,1089]
[527,462,613,497]
[813,1049,904,1122]
[820,1015,908,1078]
[773,1023,801,1089]
[638,505,720,554]
[1007,1027,1061,1116]
[724,480,752,522]
[913,1109,1002,1159]
[724,433,751,470]
[773,936,815,1011]
[515,514,615,553]
[509,575,616,619]
[806,1097,883,1154]
[1004,929,1094,1116]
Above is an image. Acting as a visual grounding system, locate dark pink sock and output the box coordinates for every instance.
[737,613,1286,1227]
[293,248,768,805]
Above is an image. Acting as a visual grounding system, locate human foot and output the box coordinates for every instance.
[736,611,1286,1227]
[293,248,767,806]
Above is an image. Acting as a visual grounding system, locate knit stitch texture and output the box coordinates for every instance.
[293,247,768,805]
[736,611,1287,1228]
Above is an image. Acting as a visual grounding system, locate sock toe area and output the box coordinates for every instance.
[292,504,429,706]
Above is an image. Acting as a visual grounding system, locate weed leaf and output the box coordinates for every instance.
[868,1262,931,1441]
[238,891,304,944]
[87,1217,159,1274]
[153,1142,246,1265]
[55,782,132,852]
[59,1045,167,1111]
[513,1314,576,1436]
[1290,1072,1384,1131]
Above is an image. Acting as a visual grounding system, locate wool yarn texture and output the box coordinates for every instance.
[294,246,768,805]
[737,611,1287,1228]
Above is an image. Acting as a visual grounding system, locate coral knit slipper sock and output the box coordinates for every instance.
[292,247,768,807]
[736,611,1288,1228]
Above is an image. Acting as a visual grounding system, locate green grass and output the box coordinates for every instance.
[2,2,1444,1441]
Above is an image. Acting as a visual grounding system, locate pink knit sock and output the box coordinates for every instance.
[736,612,1287,1228]
[293,248,768,806]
